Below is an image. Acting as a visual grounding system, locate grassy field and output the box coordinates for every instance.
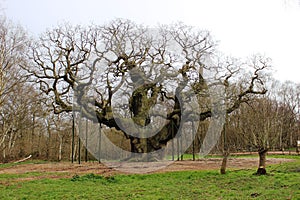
[0,156,299,200]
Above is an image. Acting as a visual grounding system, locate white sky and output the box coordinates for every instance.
[2,0,300,83]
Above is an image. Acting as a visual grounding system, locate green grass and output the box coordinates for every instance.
[0,160,48,169]
[0,157,299,200]
[166,153,224,160]
[167,153,299,160]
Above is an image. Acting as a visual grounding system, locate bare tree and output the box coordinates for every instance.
[0,16,31,161]
[0,82,46,161]
[279,81,299,153]
[0,16,28,107]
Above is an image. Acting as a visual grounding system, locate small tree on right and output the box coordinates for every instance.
[228,92,298,175]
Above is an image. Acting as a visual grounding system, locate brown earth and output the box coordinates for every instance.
[0,157,295,177]
[0,157,296,185]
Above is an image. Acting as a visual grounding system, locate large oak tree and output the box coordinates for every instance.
[26,19,269,161]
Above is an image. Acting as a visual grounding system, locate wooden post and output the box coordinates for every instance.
[78,109,83,164]
[78,137,81,164]
[71,114,75,163]
[85,118,88,162]
[180,134,183,161]
[98,123,102,163]
[177,134,180,161]
[31,113,35,155]
[192,121,195,161]
[171,121,174,161]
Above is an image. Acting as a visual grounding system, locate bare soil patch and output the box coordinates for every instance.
[0,157,296,185]
[0,157,294,176]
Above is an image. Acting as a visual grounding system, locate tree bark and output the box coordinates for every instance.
[124,77,181,160]
[127,120,177,161]
[58,135,62,161]
[220,151,229,174]
[256,148,268,175]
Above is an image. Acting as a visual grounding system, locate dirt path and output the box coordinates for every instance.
[0,157,295,176]
[0,157,296,185]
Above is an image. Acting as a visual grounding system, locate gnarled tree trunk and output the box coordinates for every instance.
[125,78,181,161]
[126,118,179,161]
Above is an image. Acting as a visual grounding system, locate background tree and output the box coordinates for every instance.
[0,17,28,108]
[0,16,31,161]
[226,78,300,174]
[279,81,299,153]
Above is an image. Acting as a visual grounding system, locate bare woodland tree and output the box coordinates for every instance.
[237,98,281,174]
[279,81,299,152]
[26,20,269,161]
[0,17,28,107]
[228,78,299,174]
[0,17,31,161]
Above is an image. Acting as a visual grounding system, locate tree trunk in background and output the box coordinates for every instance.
[37,132,42,157]
[2,146,6,162]
[256,148,268,175]
[220,151,229,174]
[46,120,52,160]
[58,135,62,161]
[31,113,35,156]
[78,137,81,164]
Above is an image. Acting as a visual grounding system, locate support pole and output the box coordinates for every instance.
[71,113,75,163]
[78,109,82,164]
[98,123,102,163]
[78,136,81,164]
[180,133,183,161]
[177,134,180,161]
[85,118,88,162]
[192,121,195,161]
[171,121,174,161]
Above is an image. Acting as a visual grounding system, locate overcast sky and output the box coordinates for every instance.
[2,0,300,83]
